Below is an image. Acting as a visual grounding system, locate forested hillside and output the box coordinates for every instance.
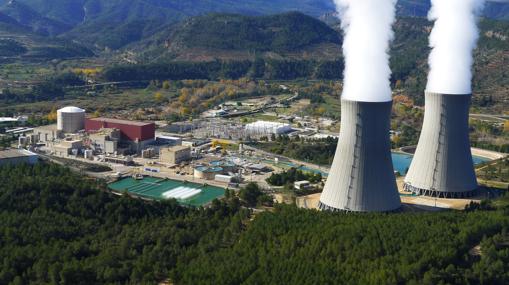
[0,0,335,49]
[130,12,341,62]
[172,205,509,284]
[0,29,93,61]
[1,163,507,284]
[0,163,248,284]
[107,15,509,111]
[0,0,507,49]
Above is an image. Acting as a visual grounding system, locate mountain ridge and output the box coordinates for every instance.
[0,0,507,49]
[127,12,342,63]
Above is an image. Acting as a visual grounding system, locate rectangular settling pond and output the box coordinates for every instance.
[276,153,491,177]
[108,176,225,207]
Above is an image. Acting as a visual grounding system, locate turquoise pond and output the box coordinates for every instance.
[285,153,490,177]
[392,153,489,175]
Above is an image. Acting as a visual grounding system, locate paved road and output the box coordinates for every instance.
[470,113,508,123]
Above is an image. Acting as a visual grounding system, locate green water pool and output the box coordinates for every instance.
[109,177,225,207]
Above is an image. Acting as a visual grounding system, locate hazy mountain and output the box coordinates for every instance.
[0,7,92,60]
[0,0,507,49]
[398,0,509,20]
[1,0,507,27]
[0,0,72,36]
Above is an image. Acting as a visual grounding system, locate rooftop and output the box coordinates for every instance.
[246,121,291,127]
[167,145,191,152]
[195,166,223,173]
[0,149,37,159]
[58,106,85,113]
[89,128,120,136]
[35,124,58,131]
[87,117,154,127]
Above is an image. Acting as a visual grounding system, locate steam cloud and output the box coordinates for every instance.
[426,0,487,94]
[335,0,397,102]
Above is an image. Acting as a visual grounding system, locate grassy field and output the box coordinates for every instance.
[0,88,177,115]
[493,192,509,208]
[477,158,509,185]
[0,63,54,82]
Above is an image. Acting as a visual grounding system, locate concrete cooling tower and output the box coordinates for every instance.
[319,99,401,212]
[404,92,478,198]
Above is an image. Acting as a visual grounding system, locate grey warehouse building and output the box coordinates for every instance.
[404,92,478,198]
[319,99,401,212]
[0,149,39,166]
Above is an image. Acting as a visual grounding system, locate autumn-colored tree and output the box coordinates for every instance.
[179,88,191,103]
[395,80,403,89]
[393,95,414,107]
[503,121,509,134]
[154,92,163,102]
[162,80,171,90]
[392,135,401,145]
[180,107,191,116]
[46,107,57,122]
[315,107,326,116]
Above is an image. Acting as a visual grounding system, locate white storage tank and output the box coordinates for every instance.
[215,174,233,183]
[57,106,85,133]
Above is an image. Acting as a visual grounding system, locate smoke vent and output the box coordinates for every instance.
[404,92,478,198]
[319,99,401,212]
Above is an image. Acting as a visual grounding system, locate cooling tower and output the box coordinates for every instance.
[319,99,401,212]
[404,92,478,198]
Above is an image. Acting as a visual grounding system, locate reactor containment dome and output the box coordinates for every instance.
[319,99,401,212]
[404,92,478,198]
[57,106,86,134]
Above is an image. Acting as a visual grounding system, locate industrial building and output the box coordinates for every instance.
[319,100,401,212]
[155,135,182,146]
[0,149,38,166]
[294,181,311,190]
[88,128,121,154]
[161,122,196,134]
[85,117,155,153]
[245,121,292,136]
[34,124,62,143]
[57,106,86,133]
[18,134,38,148]
[51,139,83,158]
[215,174,234,184]
[182,139,210,148]
[160,145,191,165]
[404,92,478,198]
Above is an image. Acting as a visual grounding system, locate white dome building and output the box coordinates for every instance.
[57,106,86,134]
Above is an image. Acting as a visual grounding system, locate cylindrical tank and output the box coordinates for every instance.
[319,99,401,212]
[194,166,224,180]
[57,106,85,133]
[404,92,477,198]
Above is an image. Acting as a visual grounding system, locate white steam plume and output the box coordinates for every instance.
[426,0,487,95]
[335,0,397,102]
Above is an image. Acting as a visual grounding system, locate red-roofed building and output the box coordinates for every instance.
[85,118,155,153]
